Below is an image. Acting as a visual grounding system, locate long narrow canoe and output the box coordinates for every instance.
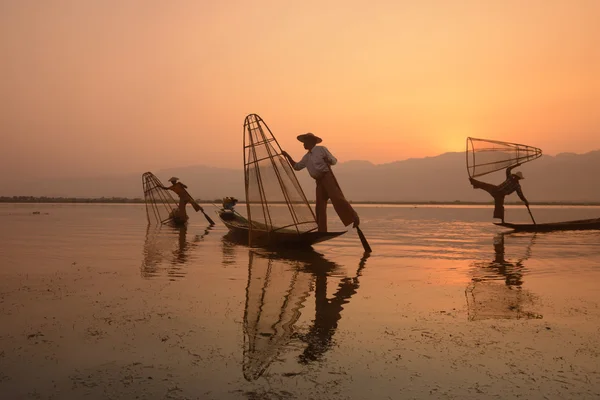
[218,210,345,247]
[495,217,600,232]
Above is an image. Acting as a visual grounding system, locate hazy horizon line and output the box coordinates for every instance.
[2,196,600,207]
[12,147,600,182]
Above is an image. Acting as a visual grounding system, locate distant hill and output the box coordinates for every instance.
[3,150,600,202]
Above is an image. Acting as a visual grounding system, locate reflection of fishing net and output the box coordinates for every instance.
[244,114,317,244]
[142,172,181,225]
[243,252,312,381]
[466,137,542,178]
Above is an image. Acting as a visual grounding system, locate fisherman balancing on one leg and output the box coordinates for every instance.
[282,132,360,232]
[469,164,531,223]
[162,177,200,224]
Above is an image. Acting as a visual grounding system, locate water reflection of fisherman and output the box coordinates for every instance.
[467,233,539,320]
[487,233,527,287]
[141,225,210,279]
[172,226,212,267]
[296,253,369,364]
[241,249,368,381]
[469,164,530,223]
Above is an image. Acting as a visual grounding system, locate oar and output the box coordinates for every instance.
[526,204,536,225]
[326,166,372,253]
[182,188,215,226]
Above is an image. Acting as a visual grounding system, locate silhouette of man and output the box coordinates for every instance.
[282,133,359,232]
[162,177,196,224]
[469,164,530,223]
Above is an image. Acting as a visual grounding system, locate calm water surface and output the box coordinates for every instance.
[1,203,599,399]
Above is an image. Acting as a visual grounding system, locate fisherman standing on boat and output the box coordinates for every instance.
[162,177,197,224]
[469,164,530,223]
[282,133,359,232]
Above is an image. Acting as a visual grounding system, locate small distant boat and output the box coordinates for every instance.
[218,209,344,247]
[495,217,600,232]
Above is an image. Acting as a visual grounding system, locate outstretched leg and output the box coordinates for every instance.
[470,178,505,222]
[469,177,499,195]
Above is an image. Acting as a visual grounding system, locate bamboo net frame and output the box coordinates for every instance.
[466,137,542,178]
[243,114,317,245]
[142,172,179,225]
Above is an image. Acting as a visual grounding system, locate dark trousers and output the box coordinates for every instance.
[315,172,357,232]
[471,178,505,220]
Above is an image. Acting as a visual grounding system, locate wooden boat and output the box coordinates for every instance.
[218,209,344,247]
[495,217,600,232]
[220,114,345,247]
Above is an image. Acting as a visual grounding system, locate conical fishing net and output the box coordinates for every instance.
[244,114,317,244]
[466,137,542,178]
[142,172,178,225]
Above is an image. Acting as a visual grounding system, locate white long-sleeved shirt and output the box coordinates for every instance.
[293,146,337,179]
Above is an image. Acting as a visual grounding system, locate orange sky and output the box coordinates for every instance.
[1,0,599,180]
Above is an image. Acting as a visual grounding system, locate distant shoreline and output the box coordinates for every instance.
[2,196,599,206]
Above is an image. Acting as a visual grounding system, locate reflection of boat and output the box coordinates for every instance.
[466,233,542,320]
[242,248,369,380]
[141,225,209,279]
[243,251,312,381]
[495,218,600,232]
[218,209,345,247]
[221,114,345,248]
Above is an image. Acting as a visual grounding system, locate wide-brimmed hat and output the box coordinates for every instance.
[513,171,524,179]
[168,177,179,183]
[297,132,322,144]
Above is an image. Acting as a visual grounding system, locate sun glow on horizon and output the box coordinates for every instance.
[0,1,598,179]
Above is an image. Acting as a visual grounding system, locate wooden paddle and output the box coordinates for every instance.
[326,166,372,253]
[165,183,215,226]
[526,204,536,225]
[186,191,216,225]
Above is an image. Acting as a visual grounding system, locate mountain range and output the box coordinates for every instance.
[3,151,599,203]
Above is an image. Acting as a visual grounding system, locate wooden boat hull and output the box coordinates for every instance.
[495,218,600,232]
[218,210,345,247]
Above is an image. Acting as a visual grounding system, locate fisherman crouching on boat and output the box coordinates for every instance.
[469,164,530,223]
[282,132,360,232]
[162,177,196,224]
